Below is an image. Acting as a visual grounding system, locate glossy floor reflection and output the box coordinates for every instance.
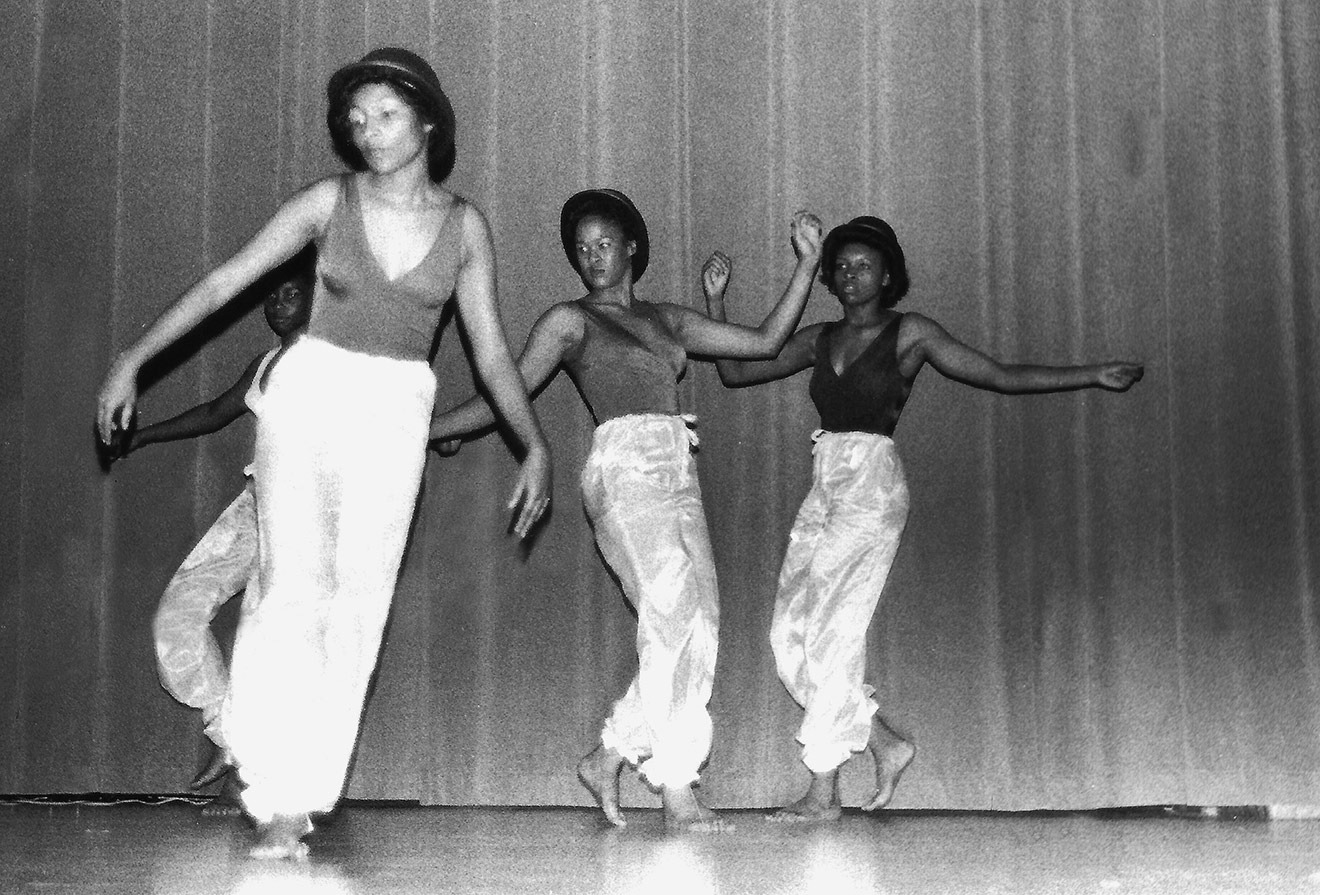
[2,801,1319,894]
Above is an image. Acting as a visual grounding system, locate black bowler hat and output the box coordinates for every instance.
[821,215,910,302]
[327,47,456,157]
[560,189,650,282]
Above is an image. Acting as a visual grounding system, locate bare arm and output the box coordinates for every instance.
[660,211,824,360]
[907,313,1144,393]
[452,204,554,537]
[703,282,819,386]
[114,355,262,461]
[96,178,338,444]
[430,303,581,441]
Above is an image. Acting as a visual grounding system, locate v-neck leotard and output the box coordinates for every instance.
[563,299,687,424]
[308,175,465,361]
[808,314,914,436]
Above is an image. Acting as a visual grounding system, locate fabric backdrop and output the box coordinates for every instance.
[1,0,1317,811]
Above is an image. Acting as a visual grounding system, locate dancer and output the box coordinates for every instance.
[105,255,312,815]
[96,47,551,859]
[704,215,1143,822]
[429,189,823,831]
[106,255,313,462]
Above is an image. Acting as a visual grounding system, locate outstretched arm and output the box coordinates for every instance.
[96,179,337,445]
[661,211,824,360]
[109,355,262,462]
[452,204,556,537]
[907,313,1144,393]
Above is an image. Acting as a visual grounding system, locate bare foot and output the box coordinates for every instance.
[191,741,233,790]
[768,770,841,823]
[249,813,312,861]
[578,746,627,828]
[863,722,916,811]
[662,785,732,833]
[200,769,244,817]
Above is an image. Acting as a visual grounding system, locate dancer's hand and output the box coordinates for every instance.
[790,211,824,262]
[1096,362,1144,392]
[96,358,139,447]
[428,410,466,456]
[102,427,138,464]
[508,443,552,538]
[702,252,731,299]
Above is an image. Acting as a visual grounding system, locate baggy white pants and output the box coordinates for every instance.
[152,486,258,755]
[581,415,719,789]
[771,431,909,774]
[223,336,435,823]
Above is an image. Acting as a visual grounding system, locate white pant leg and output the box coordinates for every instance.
[152,485,259,754]
[770,432,909,774]
[582,415,719,789]
[224,337,434,823]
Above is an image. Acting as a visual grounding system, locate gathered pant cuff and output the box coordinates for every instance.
[799,684,880,774]
[202,711,231,756]
[600,729,702,789]
[600,728,644,767]
[801,746,857,776]
[239,781,336,826]
[636,755,701,789]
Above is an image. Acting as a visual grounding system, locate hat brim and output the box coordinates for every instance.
[822,222,889,262]
[327,60,456,149]
[560,189,649,282]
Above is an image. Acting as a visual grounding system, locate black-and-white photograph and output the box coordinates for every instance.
[1,2,1317,892]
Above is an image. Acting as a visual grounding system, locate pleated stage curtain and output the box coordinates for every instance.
[1,0,1317,810]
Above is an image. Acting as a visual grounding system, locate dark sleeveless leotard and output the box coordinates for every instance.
[309,175,466,361]
[808,314,915,436]
[563,299,687,424]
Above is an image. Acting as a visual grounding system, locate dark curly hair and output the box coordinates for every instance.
[327,72,456,182]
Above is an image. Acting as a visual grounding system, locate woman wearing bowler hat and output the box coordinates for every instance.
[704,214,1144,822]
[96,47,551,858]
[430,190,824,831]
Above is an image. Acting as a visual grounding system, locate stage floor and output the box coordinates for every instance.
[1,801,1318,894]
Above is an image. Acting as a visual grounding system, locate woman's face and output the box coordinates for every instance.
[346,82,432,175]
[264,281,311,338]
[574,214,635,290]
[829,242,888,305]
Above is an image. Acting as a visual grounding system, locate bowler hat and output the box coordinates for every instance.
[560,189,649,282]
[328,48,455,156]
[821,215,909,302]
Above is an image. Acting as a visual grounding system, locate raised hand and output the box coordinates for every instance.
[789,211,824,261]
[702,251,731,299]
[1096,362,1145,392]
